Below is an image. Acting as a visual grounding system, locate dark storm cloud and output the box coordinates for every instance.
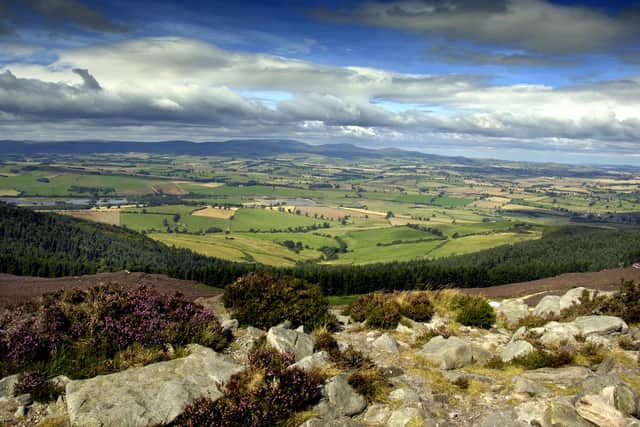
[0,0,125,34]
[327,0,638,54]
[72,68,102,91]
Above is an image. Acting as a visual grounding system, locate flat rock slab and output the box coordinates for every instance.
[66,345,242,427]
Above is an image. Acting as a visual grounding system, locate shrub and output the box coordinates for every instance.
[344,293,401,329]
[514,314,550,329]
[222,273,331,329]
[619,336,640,351]
[15,372,63,402]
[397,292,434,322]
[455,297,496,329]
[0,285,227,378]
[512,348,574,370]
[313,331,340,360]
[348,367,390,402]
[601,281,640,324]
[172,347,323,427]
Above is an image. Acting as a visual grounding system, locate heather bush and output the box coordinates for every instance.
[172,347,323,427]
[344,293,401,329]
[397,292,434,322]
[0,285,228,378]
[511,347,574,370]
[222,273,331,329]
[454,296,496,329]
[601,281,640,324]
[15,372,63,402]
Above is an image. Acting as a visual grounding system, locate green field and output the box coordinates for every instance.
[3,151,638,267]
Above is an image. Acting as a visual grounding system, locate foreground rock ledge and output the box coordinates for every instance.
[65,345,242,427]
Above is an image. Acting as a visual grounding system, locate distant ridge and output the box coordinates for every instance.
[0,139,470,162]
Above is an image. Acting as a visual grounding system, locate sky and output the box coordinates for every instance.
[1,0,640,165]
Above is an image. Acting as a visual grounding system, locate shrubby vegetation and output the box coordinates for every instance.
[0,284,228,379]
[222,273,332,329]
[171,347,323,427]
[345,291,434,328]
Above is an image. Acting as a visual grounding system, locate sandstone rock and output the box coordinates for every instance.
[0,374,19,399]
[291,351,331,372]
[389,387,421,405]
[543,399,596,427]
[540,321,581,346]
[575,394,634,427]
[66,345,242,427]
[14,393,32,406]
[475,409,528,427]
[363,403,392,425]
[387,407,430,427]
[515,401,547,426]
[512,324,527,337]
[582,374,625,395]
[500,340,535,362]
[418,336,473,370]
[300,417,362,427]
[321,374,367,417]
[222,319,239,331]
[613,384,638,417]
[496,300,530,325]
[13,405,25,418]
[560,287,597,312]
[513,376,547,396]
[267,326,315,361]
[519,366,593,385]
[573,316,629,336]
[372,333,400,354]
[535,295,561,317]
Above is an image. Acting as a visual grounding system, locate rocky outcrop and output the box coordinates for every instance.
[418,336,474,370]
[500,340,535,362]
[292,351,331,372]
[267,326,315,361]
[65,345,242,427]
[315,374,367,418]
[496,300,530,325]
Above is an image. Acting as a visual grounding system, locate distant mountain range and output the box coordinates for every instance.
[0,139,472,163]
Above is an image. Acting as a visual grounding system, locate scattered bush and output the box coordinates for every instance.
[577,342,605,366]
[172,347,323,427]
[514,314,550,329]
[512,348,574,370]
[222,273,332,329]
[455,297,496,329]
[344,292,401,329]
[451,377,470,390]
[0,285,227,378]
[348,367,390,402]
[484,355,505,370]
[602,281,640,324]
[15,372,63,402]
[397,292,434,322]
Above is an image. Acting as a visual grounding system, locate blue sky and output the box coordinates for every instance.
[1,0,640,164]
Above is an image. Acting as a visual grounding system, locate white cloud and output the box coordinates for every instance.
[0,36,639,159]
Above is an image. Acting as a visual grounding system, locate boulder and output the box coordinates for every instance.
[363,404,392,425]
[518,366,593,386]
[320,374,367,417]
[291,351,331,372]
[500,340,535,363]
[573,316,629,336]
[300,417,361,427]
[496,300,530,325]
[582,374,625,395]
[475,409,528,427]
[560,287,597,312]
[613,384,638,417]
[65,345,242,427]
[387,407,430,427]
[418,336,473,370]
[372,333,400,354]
[513,376,547,396]
[543,399,596,427]
[267,326,315,361]
[575,394,635,427]
[222,319,239,331]
[388,387,421,405]
[535,295,562,317]
[540,321,582,346]
[0,374,19,399]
